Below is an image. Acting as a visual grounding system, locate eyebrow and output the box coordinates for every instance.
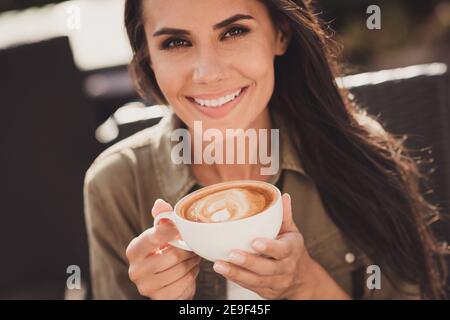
[152,14,255,37]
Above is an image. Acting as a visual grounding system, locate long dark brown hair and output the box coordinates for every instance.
[124,0,448,299]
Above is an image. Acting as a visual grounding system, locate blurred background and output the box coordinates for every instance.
[0,0,449,299]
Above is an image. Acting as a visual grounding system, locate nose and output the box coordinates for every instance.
[192,47,228,84]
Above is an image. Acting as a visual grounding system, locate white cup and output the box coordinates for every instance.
[153,180,283,262]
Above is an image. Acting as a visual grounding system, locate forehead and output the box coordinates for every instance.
[142,0,268,30]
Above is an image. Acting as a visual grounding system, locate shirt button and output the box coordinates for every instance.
[345,252,355,264]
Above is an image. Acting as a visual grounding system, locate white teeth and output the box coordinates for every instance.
[193,88,242,108]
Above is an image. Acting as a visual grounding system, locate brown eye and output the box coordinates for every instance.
[223,26,250,40]
[162,38,191,50]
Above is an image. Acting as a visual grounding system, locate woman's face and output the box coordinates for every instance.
[142,0,290,132]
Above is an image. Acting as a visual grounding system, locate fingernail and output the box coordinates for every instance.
[227,252,245,265]
[157,218,173,226]
[213,262,229,274]
[252,240,267,251]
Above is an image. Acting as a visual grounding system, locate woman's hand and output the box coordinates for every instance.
[126,199,201,300]
[212,193,350,300]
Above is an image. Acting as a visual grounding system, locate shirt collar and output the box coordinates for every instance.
[152,109,306,204]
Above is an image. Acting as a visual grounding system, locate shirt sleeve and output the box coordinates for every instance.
[83,152,146,300]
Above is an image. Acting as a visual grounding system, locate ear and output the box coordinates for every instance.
[275,21,292,56]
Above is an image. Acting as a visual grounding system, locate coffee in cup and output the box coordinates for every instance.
[178,182,277,223]
[153,180,283,262]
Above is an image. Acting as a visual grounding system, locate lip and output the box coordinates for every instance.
[187,87,244,100]
[186,86,249,119]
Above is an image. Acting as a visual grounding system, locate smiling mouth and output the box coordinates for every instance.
[187,86,248,108]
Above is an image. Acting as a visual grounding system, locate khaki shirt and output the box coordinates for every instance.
[83,108,421,300]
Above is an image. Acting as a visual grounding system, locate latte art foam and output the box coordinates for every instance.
[181,184,274,223]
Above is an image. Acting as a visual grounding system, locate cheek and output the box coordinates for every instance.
[151,56,196,123]
[236,48,275,105]
[239,52,272,80]
[153,65,178,98]
[233,36,276,90]
[234,36,276,80]
[149,52,188,103]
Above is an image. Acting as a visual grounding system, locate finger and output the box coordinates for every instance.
[152,263,200,300]
[176,284,195,300]
[279,193,298,233]
[130,246,198,278]
[154,246,200,273]
[176,268,200,300]
[126,223,180,262]
[152,198,173,219]
[251,232,300,260]
[151,199,181,240]
[135,255,200,295]
[226,250,282,276]
[213,260,270,289]
[154,255,201,289]
[230,280,278,300]
[229,277,273,297]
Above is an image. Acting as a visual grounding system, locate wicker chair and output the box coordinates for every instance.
[344,64,450,295]
[343,64,450,241]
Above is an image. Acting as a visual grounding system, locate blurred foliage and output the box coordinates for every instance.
[317,0,450,71]
[1,0,449,72]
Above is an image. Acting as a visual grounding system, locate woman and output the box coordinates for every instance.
[84,0,447,299]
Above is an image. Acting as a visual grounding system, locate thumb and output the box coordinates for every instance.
[151,198,181,240]
[152,198,173,219]
[279,193,298,234]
